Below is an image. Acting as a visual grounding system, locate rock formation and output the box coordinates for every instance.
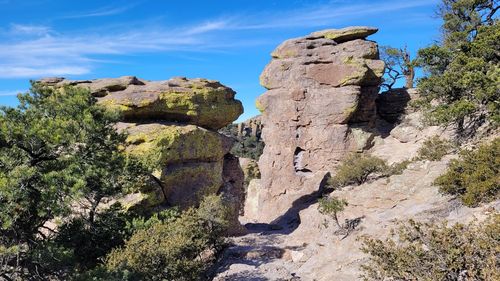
[237,115,263,139]
[376,88,419,123]
[38,76,246,234]
[251,26,385,222]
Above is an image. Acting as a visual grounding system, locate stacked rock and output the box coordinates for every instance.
[39,76,245,234]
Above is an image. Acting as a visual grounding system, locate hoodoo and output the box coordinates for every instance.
[248,26,385,223]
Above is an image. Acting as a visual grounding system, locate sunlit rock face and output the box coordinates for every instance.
[251,26,385,223]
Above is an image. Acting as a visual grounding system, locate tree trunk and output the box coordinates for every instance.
[405,67,415,88]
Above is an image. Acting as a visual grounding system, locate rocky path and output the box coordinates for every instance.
[213,223,301,281]
[212,156,499,281]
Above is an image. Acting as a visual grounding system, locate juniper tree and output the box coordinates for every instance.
[416,0,499,135]
[0,84,145,279]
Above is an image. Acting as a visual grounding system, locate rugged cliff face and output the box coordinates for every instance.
[250,27,385,223]
[38,76,246,234]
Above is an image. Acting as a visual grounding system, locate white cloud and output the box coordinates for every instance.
[10,24,51,35]
[223,0,440,30]
[0,90,24,96]
[0,66,89,78]
[0,0,439,79]
[60,3,137,19]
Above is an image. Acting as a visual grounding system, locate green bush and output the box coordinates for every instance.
[318,196,348,228]
[386,159,412,176]
[416,136,453,161]
[105,195,229,281]
[434,138,499,207]
[329,153,388,188]
[219,123,264,161]
[230,135,265,161]
[360,214,500,281]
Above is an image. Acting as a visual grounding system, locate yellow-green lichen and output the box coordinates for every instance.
[161,162,223,208]
[98,87,242,130]
[343,104,358,119]
[272,49,298,59]
[339,60,369,86]
[125,124,225,170]
[255,99,265,113]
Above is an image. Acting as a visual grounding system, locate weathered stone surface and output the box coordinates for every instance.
[215,150,499,280]
[117,122,228,207]
[376,88,412,123]
[307,26,378,42]
[237,115,263,139]
[239,157,261,185]
[252,27,384,223]
[221,154,247,235]
[43,76,243,130]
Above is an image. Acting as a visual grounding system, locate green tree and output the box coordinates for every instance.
[380,45,416,90]
[0,84,145,279]
[416,0,499,134]
[328,153,388,188]
[318,196,348,228]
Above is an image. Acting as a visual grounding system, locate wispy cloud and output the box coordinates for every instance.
[61,3,137,19]
[10,24,51,35]
[0,90,24,96]
[0,0,439,79]
[221,0,439,30]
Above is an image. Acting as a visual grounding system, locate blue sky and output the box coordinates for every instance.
[0,0,442,121]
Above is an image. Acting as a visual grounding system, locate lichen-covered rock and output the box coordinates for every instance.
[119,122,227,165]
[38,76,246,234]
[253,27,384,223]
[221,154,247,235]
[307,26,378,42]
[42,76,243,130]
[117,122,229,208]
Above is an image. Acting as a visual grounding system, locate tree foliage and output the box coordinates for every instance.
[328,153,388,188]
[434,138,499,206]
[105,195,229,281]
[415,0,499,134]
[0,84,145,279]
[416,136,454,161]
[380,46,416,90]
[360,214,500,281]
[318,196,348,228]
[219,123,264,161]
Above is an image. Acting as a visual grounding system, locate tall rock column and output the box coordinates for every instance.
[251,27,385,223]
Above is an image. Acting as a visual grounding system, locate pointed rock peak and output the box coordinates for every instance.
[307,26,378,43]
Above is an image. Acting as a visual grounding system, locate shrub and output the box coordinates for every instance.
[54,204,132,271]
[105,195,229,281]
[231,135,265,161]
[416,136,453,161]
[329,153,388,187]
[434,138,499,207]
[386,159,412,176]
[318,196,348,228]
[360,214,500,281]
